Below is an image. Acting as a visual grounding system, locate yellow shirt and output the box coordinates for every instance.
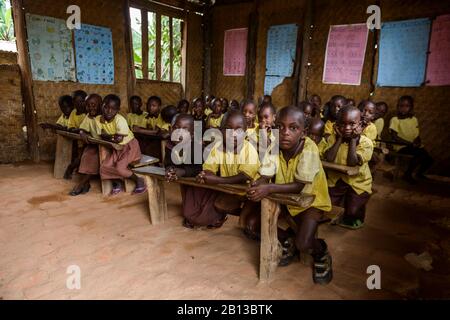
[67,110,86,129]
[325,134,373,195]
[56,114,70,127]
[207,114,224,128]
[146,114,164,130]
[317,137,328,159]
[246,127,259,143]
[260,137,331,216]
[324,120,335,136]
[374,118,384,139]
[157,120,171,131]
[127,112,148,128]
[389,116,420,151]
[203,139,260,180]
[79,116,100,139]
[96,114,134,145]
[363,122,377,143]
[204,108,213,116]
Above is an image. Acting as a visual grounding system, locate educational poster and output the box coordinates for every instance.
[223,28,248,76]
[322,23,368,85]
[25,14,76,82]
[74,24,114,84]
[426,14,450,86]
[377,18,431,87]
[265,23,298,77]
[264,76,284,95]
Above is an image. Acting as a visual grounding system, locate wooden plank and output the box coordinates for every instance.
[55,130,123,150]
[124,0,136,101]
[99,146,113,196]
[12,0,39,162]
[259,198,282,281]
[131,154,160,168]
[141,9,149,79]
[142,175,168,224]
[130,0,200,18]
[156,13,162,80]
[297,0,313,103]
[53,134,73,179]
[169,16,173,82]
[321,160,359,176]
[133,166,315,208]
[244,0,259,100]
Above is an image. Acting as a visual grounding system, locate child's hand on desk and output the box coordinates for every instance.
[79,131,90,144]
[247,183,272,202]
[165,167,183,182]
[196,170,219,184]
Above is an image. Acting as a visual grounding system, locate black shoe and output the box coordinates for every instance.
[312,239,333,285]
[69,184,90,196]
[278,237,298,267]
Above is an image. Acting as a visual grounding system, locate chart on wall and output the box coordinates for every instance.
[223,28,248,76]
[25,14,76,82]
[264,23,298,95]
[322,23,368,85]
[74,24,114,84]
[426,14,450,86]
[377,18,431,87]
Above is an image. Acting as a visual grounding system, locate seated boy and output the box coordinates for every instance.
[127,96,147,129]
[307,117,327,159]
[40,95,74,131]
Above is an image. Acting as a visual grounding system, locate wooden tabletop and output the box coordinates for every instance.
[321,161,359,176]
[56,130,124,150]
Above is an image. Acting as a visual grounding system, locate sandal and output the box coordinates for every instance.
[110,186,122,196]
[132,184,147,195]
[207,216,228,229]
[278,237,298,267]
[312,239,333,285]
[69,183,90,196]
[337,217,364,230]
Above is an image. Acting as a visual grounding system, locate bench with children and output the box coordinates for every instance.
[40,90,433,285]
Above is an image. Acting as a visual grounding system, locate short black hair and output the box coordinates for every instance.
[357,100,376,112]
[258,102,276,115]
[398,95,414,107]
[148,95,162,105]
[337,105,360,123]
[72,90,87,100]
[277,106,306,127]
[130,95,142,103]
[240,99,257,112]
[221,110,246,130]
[58,95,73,107]
[376,101,388,111]
[104,94,121,109]
[172,113,194,128]
[161,105,178,123]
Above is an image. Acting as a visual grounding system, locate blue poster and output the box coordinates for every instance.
[265,24,298,77]
[377,18,431,87]
[74,24,114,84]
[264,76,284,95]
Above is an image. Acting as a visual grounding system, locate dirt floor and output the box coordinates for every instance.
[0,162,449,300]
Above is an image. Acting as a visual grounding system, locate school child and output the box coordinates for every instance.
[183,111,260,228]
[229,99,240,112]
[241,99,258,138]
[246,106,332,284]
[324,105,373,230]
[389,96,433,183]
[262,94,272,105]
[324,95,346,139]
[206,98,224,128]
[144,95,163,132]
[40,95,73,131]
[308,94,322,119]
[374,101,388,140]
[204,95,215,116]
[98,94,145,195]
[347,98,356,107]
[221,98,229,113]
[358,100,378,144]
[191,97,208,131]
[67,90,87,132]
[127,96,147,129]
[299,101,317,121]
[307,117,327,159]
[177,99,190,114]
[69,94,102,196]
[157,105,178,139]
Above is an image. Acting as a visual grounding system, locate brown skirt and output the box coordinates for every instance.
[78,145,99,175]
[100,138,142,180]
[181,186,227,227]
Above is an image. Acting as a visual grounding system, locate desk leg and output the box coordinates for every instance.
[160,140,167,167]
[144,175,168,224]
[259,198,282,281]
[99,145,112,196]
[54,135,73,179]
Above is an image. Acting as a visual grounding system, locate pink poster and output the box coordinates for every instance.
[223,28,248,76]
[426,14,450,86]
[323,24,368,85]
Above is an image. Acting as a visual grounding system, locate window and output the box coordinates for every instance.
[0,0,16,52]
[130,5,183,82]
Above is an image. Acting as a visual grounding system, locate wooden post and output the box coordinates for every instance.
[53,135,72,179]
[156,13,162,80]
[296,0,314,103]
[160,139,167,166]
[245,0,259,100]
[99,146,113,196]
[169,16,174,82]
[11,0,39,162]
[144,175,168,224]
[259,198,282,281]
[124,0,136,103]
[202,2,212,97]
[141,9,149,80]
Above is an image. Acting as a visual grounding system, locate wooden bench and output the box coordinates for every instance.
[54,130,159,195]
[321,160,359,176]
[132,165,315,281]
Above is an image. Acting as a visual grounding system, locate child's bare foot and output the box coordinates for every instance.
[69,183,90,196]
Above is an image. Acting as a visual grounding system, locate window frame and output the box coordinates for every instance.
[129,0,186,84]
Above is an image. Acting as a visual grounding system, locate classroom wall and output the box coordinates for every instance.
[0,64,29,163]
[18,0,203,161]
[0,51,17,64]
